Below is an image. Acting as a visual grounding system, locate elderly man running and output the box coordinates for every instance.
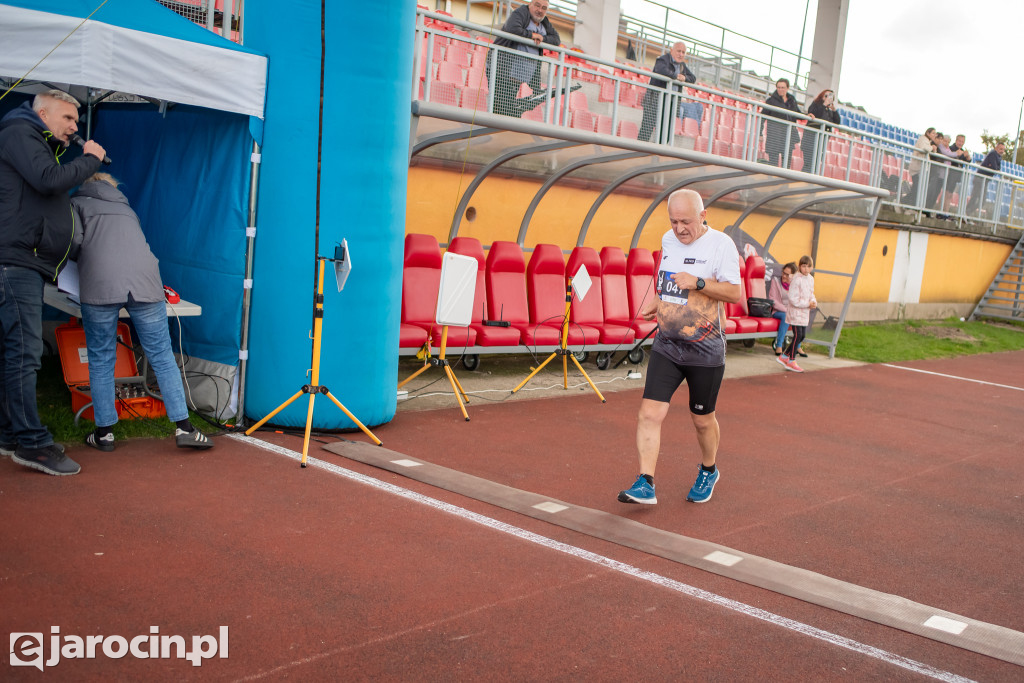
[618,189,742,505]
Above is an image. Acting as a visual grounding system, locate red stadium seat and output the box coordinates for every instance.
[427,80,461,107]
[464,67,488,91]
[401,234,476,348]
[743,255,779,333]
[725,255,758,333]
[725,302,758,333]
[485,241,560,346]
[625,248,658,338]
[596,246,639,344]
[617,120,639,139]
[598,77,616,103]
[570,110,596,131]
[461,87,489,112]
[527,244,589,345]
[448,237,521,346]
[437,61,464,86]
[444,39,475,67]
[682,117,700,139]
[568,90,588,112]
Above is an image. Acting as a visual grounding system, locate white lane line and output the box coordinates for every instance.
[882,364,1024,392]
[231,435,975,683]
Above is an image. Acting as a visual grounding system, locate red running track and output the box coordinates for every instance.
[1,352,1022,680]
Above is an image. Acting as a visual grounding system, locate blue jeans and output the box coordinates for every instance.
[773,310,802,351]
[0,265,54,448]
[678,101,704,122]
[80,296,189,427]
[772,311,789,348]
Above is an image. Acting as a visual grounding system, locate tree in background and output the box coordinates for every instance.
[980,130,1019,163]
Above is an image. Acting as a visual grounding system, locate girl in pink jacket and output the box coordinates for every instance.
[777,255,816,373]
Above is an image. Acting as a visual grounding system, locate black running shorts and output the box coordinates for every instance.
[642,349,725,415]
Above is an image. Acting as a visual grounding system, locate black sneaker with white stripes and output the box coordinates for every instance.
[175,428,213,449]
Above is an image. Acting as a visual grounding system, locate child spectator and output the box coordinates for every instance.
[777,255,816,373]
[767,261,800,356]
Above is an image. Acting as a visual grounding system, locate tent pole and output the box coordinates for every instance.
[235,140,261,423]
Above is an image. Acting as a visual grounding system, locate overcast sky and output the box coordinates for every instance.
[620,0,1023,153]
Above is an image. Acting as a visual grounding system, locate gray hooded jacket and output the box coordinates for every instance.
[70,180,164,306]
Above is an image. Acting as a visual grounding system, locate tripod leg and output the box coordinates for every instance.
[511,351,559,394]
[300,391,317,467]
[398,361,431,389]
[563,351,569,388]
[244,390,306,435]
[324,391,383,446]
[570,353,607,402]
[447,367,470,404]
[443,366,470,421]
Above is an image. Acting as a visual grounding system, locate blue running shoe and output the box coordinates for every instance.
[687,466,719,503]
[618,475,657,504]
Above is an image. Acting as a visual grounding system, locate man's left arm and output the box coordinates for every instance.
[541,19,560,46]
[680,64,697,84]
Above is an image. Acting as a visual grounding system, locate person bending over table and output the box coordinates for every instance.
[71,173,213,452]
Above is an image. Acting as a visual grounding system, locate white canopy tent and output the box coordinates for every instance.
[0,1,266,118]
[0,0,269,420]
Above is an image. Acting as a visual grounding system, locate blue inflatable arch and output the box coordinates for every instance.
[242,0,413,428]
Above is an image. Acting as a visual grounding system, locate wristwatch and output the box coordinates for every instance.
[695,278,705,291]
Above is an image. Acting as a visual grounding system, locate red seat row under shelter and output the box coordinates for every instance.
[399,235,780,357]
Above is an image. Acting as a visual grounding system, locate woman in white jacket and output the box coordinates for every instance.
[777,255,816,373]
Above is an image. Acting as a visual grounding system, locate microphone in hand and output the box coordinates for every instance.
[68,134,112,165]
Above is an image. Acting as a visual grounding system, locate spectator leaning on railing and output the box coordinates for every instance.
[638,41,699,144]
[763,79,803,168]
[491,0,561,118]
[966,142,1005,214]
[800,89,841,173]
[906,127,937,204]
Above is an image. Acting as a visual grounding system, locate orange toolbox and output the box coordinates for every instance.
[55,320,167,422]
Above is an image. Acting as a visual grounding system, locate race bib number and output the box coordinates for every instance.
[658,270,688,306]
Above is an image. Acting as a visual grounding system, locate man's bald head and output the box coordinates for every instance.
[667,189,707,245]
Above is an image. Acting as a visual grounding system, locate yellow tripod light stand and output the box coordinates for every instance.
[245,255,382,467]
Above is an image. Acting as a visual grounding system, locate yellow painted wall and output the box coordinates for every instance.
[921,234,1012,303]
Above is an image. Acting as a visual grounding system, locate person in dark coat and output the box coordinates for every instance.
[70,173,213,453]
[966,142,1005,214]
[491,0,561,117]
[763,78,802,167]
[0,90,105,476]
[800,89,841,172]
[639,42,699,144]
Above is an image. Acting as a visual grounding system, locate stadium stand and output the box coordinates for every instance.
[408,7,1023,229]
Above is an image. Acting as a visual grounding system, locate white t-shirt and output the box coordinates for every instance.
[653,226,741,366]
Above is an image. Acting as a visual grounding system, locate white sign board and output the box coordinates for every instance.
[571,263,592,302]
[436,252,478,327]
